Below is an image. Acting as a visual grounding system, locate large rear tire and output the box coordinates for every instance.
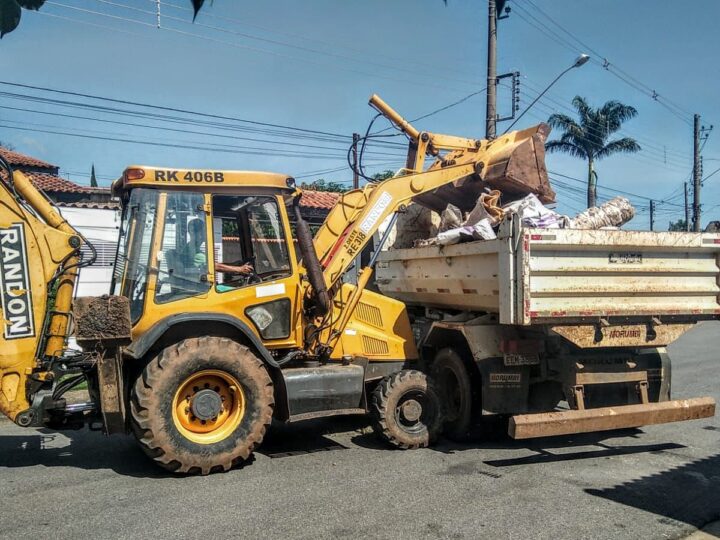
[130,336,274,475]
[431,348,477,441]
[370,370,443,449]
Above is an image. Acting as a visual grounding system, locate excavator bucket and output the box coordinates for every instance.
[412,124,555,213]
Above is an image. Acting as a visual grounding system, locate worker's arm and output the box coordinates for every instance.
[216,262,253,274]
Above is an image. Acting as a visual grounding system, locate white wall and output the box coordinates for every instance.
[59,206,121,297]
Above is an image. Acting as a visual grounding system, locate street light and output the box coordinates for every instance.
[502,54,590,135]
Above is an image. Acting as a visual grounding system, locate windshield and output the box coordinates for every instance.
[112,188,158,323]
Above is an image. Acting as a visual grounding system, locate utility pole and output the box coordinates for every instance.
[649,200,655,231]
[692,114,701,231]
[485,0,498,139]
[351,133,360,189]
[684,181,689,231]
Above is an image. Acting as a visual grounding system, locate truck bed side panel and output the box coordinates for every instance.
[522,229,720,324]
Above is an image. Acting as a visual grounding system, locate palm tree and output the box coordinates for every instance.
[545,96,641,208]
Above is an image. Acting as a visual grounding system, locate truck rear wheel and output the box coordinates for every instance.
[370,370,442,449]
[130,336,274,475]
[431,348,477,441]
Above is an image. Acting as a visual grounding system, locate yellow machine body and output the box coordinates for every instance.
[113,167,418,365]
[0,170,78,421]
[0,95,552,437]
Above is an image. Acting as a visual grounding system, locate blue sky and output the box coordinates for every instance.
[1,0,719,229]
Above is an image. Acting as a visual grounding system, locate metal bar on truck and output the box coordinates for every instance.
[509,397,716,439]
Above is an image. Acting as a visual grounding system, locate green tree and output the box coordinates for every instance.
[299,179,348,193]
[668,219,688,231]
[0,140,15,150]
[90,163,98,188]
[545,96,641,208]
[371,170,395,182]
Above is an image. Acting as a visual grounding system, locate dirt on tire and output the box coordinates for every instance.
[130,336,274,475]
[430,347,478,441]
[370,369,443,449]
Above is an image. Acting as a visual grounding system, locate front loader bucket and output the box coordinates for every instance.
[481,123,555,204]
[413,123,555,213]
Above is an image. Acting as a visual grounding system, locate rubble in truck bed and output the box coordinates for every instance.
[388,123,636,249]
[392,191,636,249]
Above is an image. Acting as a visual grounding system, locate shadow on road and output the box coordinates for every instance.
[0,413,703,482]
[0,415,369,477]
[0,428,169,478]
[586,453,720,529]
[350,415,687,467]
[259,416,367,458]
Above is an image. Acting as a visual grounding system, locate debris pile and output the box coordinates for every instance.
[571,197,635,229]
[393,191,636,249]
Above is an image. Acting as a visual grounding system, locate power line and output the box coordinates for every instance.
[548,169,684,207]
[0,104,405,158]
[514,1,695,125]
[150,0,484,84]
[519,79,692,162]
[517,80,693,165]
[373,87,488,135]
[702,166,720,185]
[0,80,347,139]
[0,123,405,163]
[523,94,689,170]
[526,98,691,174]
[45,1,479,94]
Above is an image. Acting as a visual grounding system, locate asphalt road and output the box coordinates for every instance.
[1,323,719,540]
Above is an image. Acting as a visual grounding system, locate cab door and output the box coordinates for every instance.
[209,194,302,350]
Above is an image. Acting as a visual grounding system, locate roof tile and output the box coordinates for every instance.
[55,201,120,210]
[300,190,340,210]
[24,172,95,193]
[0,146,57,170]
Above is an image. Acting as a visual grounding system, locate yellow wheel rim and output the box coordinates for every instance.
[171,369,245,445]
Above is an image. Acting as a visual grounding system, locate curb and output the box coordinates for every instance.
[684,520,720,539]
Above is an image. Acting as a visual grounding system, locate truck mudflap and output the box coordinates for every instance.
[508,396,716,439]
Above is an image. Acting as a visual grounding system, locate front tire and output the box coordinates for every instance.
[370,370,443,449]
[130,337,274,475]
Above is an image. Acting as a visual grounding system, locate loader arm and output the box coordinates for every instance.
[0,161,83,424]
[313,94,553,293]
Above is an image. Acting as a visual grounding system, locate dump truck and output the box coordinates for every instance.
[376,220,718,439]
[0,95,715,475]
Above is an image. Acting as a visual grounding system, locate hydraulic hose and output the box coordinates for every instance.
[292,195,330,316]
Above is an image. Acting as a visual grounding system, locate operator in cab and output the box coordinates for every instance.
[185,218,253,276]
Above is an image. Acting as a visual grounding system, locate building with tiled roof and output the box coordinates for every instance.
[297,189,340,223]
[1,145,341,215]
[1,146,116,207]
[0,146,58,173]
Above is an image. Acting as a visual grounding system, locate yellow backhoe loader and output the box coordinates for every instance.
[0,96,715,474]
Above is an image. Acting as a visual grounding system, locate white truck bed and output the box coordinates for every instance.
[376,220,720,325]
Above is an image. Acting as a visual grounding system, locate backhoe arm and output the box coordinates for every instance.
[0,163,82,424]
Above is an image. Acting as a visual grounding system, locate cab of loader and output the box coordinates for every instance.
[110,167,304,352]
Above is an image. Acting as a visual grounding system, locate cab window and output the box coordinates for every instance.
[212,195,291,292]
[155,191,211,303]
